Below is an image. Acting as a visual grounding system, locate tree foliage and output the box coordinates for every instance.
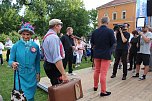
[0,0,21,34]
[0,0,97,41]
[88,9,98,31]
[47,0,90,36]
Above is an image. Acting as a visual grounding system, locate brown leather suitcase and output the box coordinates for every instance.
[48,78,83,101]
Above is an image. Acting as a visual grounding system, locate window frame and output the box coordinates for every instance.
[112,12,117,20]
[122,10,126,19]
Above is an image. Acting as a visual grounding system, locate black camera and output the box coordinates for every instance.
[113,24,125,31]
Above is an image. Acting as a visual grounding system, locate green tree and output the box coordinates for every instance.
[0,0,96,38]
[25,0,48,35]
[88,9,98,31]
[0,0,21,34]
[46,0,90,37]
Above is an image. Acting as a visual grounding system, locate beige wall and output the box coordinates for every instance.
[97,2,136,33]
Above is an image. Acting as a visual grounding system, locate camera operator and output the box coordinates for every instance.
[111,24,130,80]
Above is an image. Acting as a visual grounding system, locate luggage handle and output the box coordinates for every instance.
[75,83,81,100]
[54,78,79,87]
[61,78,78,84]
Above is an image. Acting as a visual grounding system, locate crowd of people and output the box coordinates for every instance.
[91,16,152,97]
[3,19,87,100]
[0,16,152,100]
[0,37,13,66]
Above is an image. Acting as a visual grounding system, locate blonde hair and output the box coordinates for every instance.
[66,27,73,32]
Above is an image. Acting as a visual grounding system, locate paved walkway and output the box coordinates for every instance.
[39,65,152,101]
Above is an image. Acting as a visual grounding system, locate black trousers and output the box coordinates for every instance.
[0,54,3,64]
[83,49,87,61]
[43,61,62,85]
[112,49,128,77]
[6,49,10,62]
[129,52,137,69]
[62,52,73,73]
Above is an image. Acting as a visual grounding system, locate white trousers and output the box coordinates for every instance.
[76,53,83,64]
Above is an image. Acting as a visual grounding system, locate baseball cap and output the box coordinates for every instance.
[49,19,63,26]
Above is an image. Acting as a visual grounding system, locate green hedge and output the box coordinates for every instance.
[0,31,20,44]
[0,31,43,44]
[0,33,7,44]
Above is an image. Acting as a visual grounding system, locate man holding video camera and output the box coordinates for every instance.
[111,24,130,80]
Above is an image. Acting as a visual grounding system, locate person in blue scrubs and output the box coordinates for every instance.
[9,23,40,101]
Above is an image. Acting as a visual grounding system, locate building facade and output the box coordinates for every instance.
[97,0,136,33]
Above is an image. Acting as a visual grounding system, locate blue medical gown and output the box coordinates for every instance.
[9,40,40,99]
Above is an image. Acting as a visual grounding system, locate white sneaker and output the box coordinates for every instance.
[7,65,10,67]
[75,65,78,68]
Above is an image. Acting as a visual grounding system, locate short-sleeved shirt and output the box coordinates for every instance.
[129,33,134,42]
[5,40,13,49]
[42,29,65,63]
[116,31,130,50]
[129,37,138,53]
[0,42,4,54]
[138,32,152,54]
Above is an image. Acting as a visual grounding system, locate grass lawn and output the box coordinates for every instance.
[0,52,92,101]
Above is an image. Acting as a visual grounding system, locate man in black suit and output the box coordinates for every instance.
[60,27,75,75]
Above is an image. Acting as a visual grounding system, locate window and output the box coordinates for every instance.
[112,12,117,20]
[122,11,126,19]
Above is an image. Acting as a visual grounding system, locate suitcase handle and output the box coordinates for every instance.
[75,83,81,99]
[61,78,78,84]
[53,78,79,87]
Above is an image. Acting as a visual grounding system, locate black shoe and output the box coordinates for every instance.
[118,65,122,69]
[122,76,126,80]
[128,68,132,71]
[132,73,139,77]
[100,91,111,96]
[139,75,146,80]
[94,87,98,91]
[111,75,116,78]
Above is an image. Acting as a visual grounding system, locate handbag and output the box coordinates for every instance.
[11,70,26,101]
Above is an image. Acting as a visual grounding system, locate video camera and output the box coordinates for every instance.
[113,24,125,32]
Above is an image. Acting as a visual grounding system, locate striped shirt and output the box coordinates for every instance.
[42,29,65,63]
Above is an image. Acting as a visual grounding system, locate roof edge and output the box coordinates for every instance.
[97,1,136,10]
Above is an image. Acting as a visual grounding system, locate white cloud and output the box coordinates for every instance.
[83,0,113,10]
[19,5,26,16]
